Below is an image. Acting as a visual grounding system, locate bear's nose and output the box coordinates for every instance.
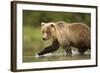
[42,38,46,40]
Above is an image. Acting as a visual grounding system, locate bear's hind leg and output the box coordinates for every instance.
[78,48,87,55]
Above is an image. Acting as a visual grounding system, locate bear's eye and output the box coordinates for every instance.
[51,24,54,27]
[46,31,49,34]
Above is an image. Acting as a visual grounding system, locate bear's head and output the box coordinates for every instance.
[41,22,56,41]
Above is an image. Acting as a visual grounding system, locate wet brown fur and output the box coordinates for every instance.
[38,21,90,56]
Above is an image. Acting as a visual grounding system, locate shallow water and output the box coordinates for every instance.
[23,53,91,62]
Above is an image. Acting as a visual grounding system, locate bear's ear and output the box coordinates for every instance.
[41,22,45,26]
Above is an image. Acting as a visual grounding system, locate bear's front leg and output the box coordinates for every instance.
[65,48,72,56]
[38,40,60,56]
[63,46,72,56]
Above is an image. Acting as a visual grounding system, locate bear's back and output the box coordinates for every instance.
[65,23,90,48]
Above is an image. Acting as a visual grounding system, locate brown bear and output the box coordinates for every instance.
[38,21,90,56]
